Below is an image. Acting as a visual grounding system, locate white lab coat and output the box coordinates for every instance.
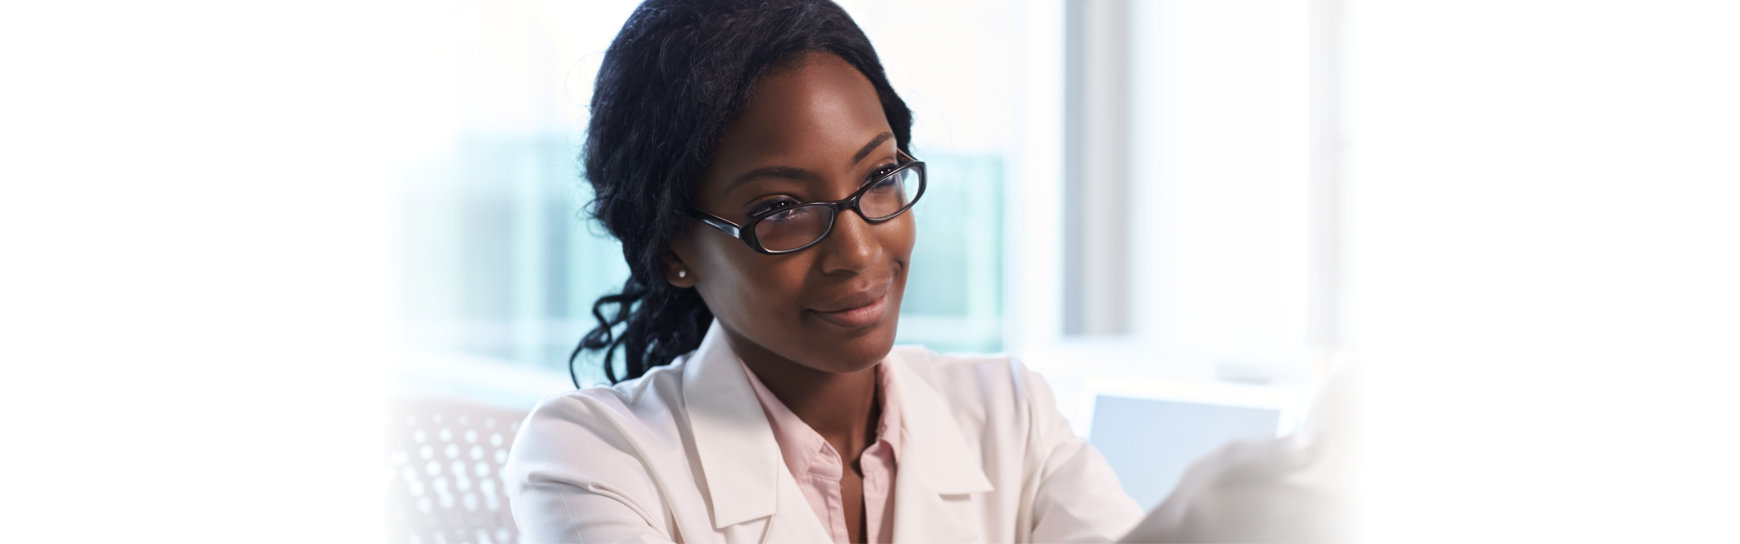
[505,322,1145,543]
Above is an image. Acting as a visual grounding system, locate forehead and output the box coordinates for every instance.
[704,53,892,181]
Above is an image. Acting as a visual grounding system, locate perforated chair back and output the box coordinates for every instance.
[386,397,527,544]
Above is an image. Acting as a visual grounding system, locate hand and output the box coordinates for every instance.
[1123,368,1358,543]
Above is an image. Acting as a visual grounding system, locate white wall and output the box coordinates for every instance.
[1340,0,1740,540]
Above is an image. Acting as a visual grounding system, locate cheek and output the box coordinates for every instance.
[885,214,918,301]
[891,213,918,262]
[694,246,809,328]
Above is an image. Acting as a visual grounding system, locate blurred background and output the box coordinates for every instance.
[390,0,1328,519]
[6,0,1739,542]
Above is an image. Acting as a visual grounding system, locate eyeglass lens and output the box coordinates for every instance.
[751,166,922,252]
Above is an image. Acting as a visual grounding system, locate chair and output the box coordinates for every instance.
[386,397,528,544]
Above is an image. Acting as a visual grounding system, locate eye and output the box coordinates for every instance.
[748,197,800,217]
[867,163,901,191]
[869,163,900,180]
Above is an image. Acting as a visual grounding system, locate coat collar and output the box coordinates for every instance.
[884,353,995,542]
[882,356,996,495]
[681,322,785,530]
[681,322,994,540]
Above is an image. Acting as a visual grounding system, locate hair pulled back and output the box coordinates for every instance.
[575,0,913,385]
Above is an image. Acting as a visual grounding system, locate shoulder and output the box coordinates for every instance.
[506,362,689,472]
[890,344,1016,380]
[887,345,1052,425]
[889,345,1045,392]
[523,361,688,427]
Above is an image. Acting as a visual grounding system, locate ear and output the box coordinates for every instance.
[663,249,697,288]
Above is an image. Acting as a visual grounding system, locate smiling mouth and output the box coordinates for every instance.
[808,291,889,329]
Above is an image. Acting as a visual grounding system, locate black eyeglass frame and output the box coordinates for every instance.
[686,154,927,255]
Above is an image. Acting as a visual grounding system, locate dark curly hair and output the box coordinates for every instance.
[573,0,914,386]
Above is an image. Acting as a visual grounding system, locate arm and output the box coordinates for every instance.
[1015,361,1349,543]
[1117,436,1348,543]
[1120,366,1356,543]
[1016,362,1147,543]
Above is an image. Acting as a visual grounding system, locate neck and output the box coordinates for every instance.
[733,340,881,453]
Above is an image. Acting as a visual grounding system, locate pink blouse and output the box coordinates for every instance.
[741,361,903,544]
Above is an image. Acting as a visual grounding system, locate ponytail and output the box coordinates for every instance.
[571,274,714,386]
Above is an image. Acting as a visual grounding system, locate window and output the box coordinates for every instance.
[392,8,1339,494]
[395,0,1034,403]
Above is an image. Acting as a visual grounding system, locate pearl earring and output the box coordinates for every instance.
[677,270,687,279]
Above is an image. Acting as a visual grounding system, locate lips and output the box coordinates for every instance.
[808,283,891,328]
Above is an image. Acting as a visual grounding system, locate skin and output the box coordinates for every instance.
[665,51,916,542]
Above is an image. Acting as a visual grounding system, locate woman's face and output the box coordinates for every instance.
[668,52,915,375]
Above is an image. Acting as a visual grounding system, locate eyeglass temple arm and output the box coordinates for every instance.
[686,208,743,237]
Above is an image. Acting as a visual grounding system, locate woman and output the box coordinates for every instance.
[504,1,1322,542]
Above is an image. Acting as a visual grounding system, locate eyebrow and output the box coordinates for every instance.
[850,132,894,166]
[723,132,896,196]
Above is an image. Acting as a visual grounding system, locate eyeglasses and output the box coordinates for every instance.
[688,152,927,255]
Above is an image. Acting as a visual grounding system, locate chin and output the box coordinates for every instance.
[793,281,908,373]
[809,318,899,374]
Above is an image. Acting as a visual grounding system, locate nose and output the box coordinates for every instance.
[816,206,881,276]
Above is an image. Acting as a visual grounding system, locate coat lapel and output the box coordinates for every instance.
[759,467,834,543]
[683,326,995,542]
[681,323,830,543]
[886,355,996,542]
